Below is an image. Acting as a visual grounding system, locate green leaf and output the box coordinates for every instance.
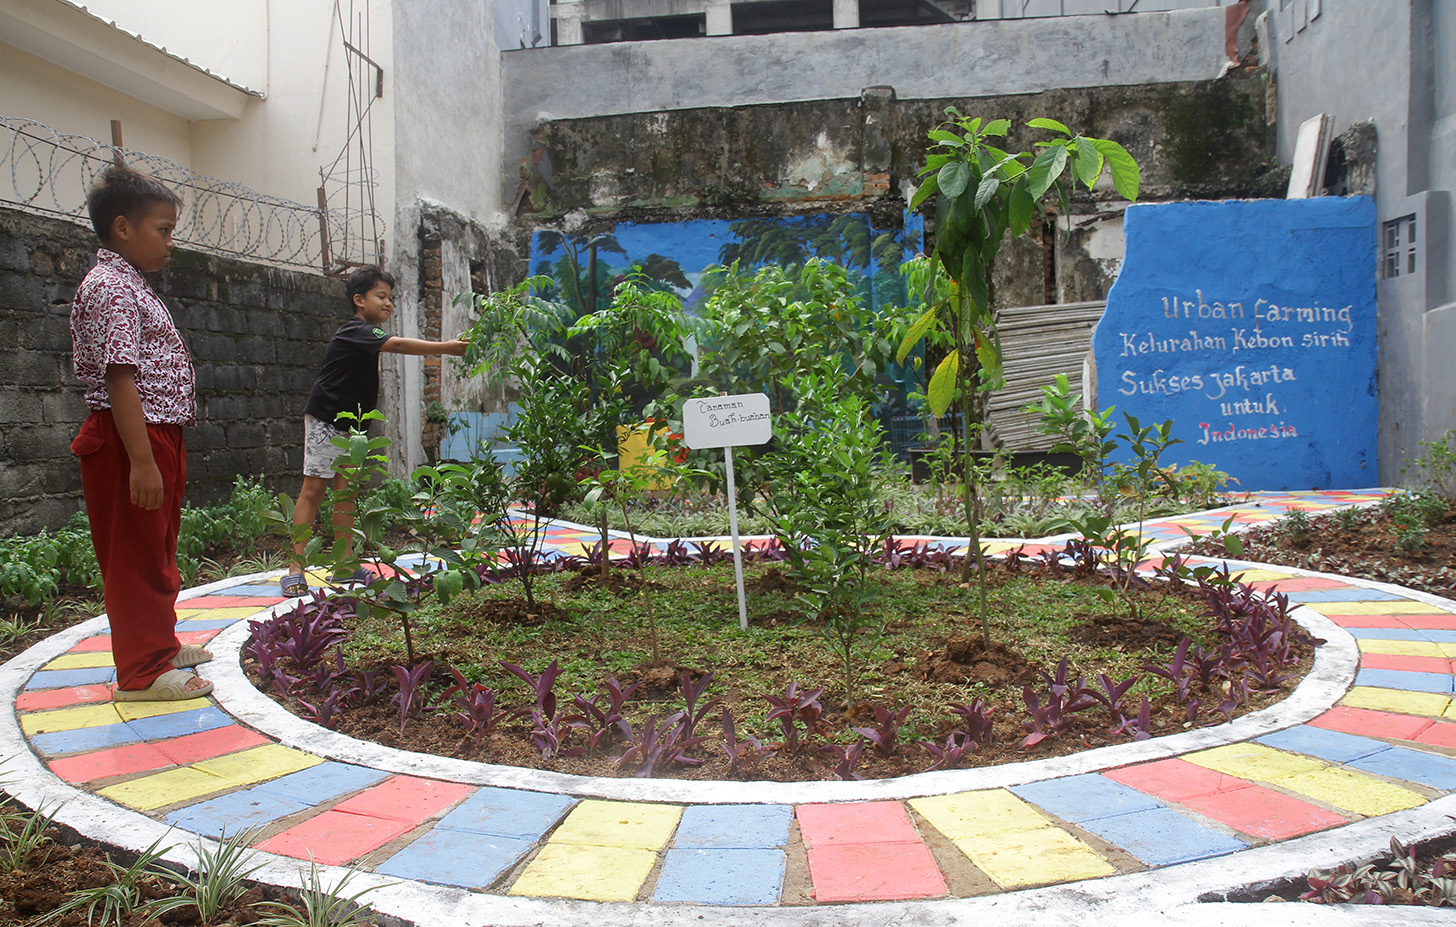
[1007,182,1036,237]
[973,328,1006,390]
[1027,117,1071,135]
[938,160,971,199]
[1092,138,1140,201]
[909,171,940,209]
[897,307,939,363]
[963,262,990,318]
[983,118,1011,137]
[1073,139,1104,189]
[973,174,1001,211]
[1026,144,1068,199]
[927,129,965,147]
[927,350,960,416]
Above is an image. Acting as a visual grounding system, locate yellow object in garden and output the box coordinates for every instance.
[616,422,675,491]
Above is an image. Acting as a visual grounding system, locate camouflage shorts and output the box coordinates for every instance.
[302,414,346,479]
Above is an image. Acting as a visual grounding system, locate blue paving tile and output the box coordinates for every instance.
[654,847,786,905]
[1349,747,1456,791]
[165,790,311,837]
[1419,631,1456,644]
[1355,669,1454,694]
[377,828,534,888]
[250,762,389,804]
[1285,589,1405,602]
[1080,807,1249,866]
[1010,774,1163,823]
[1257,726,1393,763]
[127,707,234,740]
[173,618,241,631]
[1346,629,1432,641]
[673,804,793,849]
[220,583,289,595]
[25,667,116,689]
[31,722,139,755]
[435,786,573,839]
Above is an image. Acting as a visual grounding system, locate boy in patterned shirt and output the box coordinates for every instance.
[70,163,212,701]
[280,266,467,596]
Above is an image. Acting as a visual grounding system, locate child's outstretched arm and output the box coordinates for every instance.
[104,364,165,510]
[380,336,468,357]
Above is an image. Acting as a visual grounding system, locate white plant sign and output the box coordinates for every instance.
[682,392,772,629]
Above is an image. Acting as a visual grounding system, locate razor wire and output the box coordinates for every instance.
[1,116,383,273]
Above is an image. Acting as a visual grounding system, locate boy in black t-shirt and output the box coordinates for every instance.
[282,266,467,596]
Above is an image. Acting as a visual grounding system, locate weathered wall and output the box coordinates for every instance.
[0,207,343,535]
[501,6,1231,182]
[522,74,1277,306]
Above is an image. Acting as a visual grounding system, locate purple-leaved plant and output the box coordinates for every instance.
[616,712,710,777]
[851,704,911,758]
[391,660,435,733]
[763,682,824,754]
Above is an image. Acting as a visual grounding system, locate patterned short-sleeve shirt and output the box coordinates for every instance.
[70,249,196,426]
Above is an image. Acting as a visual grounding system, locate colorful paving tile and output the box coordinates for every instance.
[24,487,1456,913]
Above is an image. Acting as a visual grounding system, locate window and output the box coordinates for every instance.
[1382,214,1417,279]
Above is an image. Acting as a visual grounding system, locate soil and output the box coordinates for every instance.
[246,563,1315,782]
[1184,499,1456,599]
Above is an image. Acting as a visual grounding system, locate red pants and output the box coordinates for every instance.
[72,410,185,690]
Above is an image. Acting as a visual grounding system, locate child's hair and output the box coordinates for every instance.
[86,163,183,243]
[346,265,396,306]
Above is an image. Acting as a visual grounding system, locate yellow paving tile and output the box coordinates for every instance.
[1440,644,1456,660]
[114,697,212,721]
[97,767,231,810]
[1278,768,1426,817]
[173,606,264,622]
[1343,686,1451,717]
[43,652,115,669]
[911,789,1052,840]
[1184,743,1326,781]
[192,744,322,784]
[510,843,658,901]
[549,800,682,850]
[1308,602,1431,615]
[1230,569,1299,582]
[20,703,122,734]
[952,827,1116,888]
[1358,639,1448,657]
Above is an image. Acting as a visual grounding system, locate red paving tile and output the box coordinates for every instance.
[1359,653,1456,674]
[152,725,271,765]
[806,842,947,902]
[1178,785,1347,841]
[331,776,475,823]
[1392,615,1456,630]
[178,630,219,645]
[68,636,115,653]
[796,801,922,847]
[1104,758,1250,802]
[252,810,414,865]
[1245,578,1352,592]
[48,743,174,782]
[1414,721,1456,751]
[1325,615,1412,629]
[1309,706,1434,741]
[15,684,114,711]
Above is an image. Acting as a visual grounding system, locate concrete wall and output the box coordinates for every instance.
[1267,0,1456,481]
[0,207,344,535]
[387,0,511,473]
[501,6,1230,185]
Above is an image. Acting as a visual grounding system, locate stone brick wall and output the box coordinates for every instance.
[0,206,345,535]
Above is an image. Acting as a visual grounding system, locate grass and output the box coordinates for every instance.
[341,561,1207,741]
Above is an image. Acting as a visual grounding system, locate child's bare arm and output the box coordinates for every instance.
[104,364,164,510]
[380,337,468,357]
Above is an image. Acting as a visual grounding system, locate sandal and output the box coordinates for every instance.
[113,668,213,702]
[280,573,308,597]
[171,644,213,668]
[327,568,373,585]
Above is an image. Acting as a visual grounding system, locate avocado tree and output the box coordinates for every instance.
[898,111,1140,647]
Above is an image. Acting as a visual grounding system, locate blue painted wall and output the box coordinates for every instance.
[1092,198,1377,491]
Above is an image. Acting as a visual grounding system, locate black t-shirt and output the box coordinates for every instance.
[304,316,390,428]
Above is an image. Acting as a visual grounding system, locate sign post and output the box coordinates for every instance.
[682,393,772,630]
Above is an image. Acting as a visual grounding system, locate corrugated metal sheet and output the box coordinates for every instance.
[985,300,1105,451]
